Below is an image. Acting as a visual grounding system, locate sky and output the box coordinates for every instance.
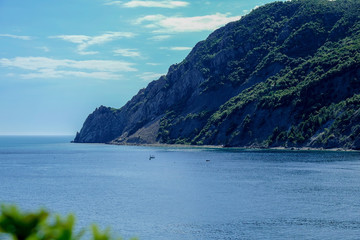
[0,0,277,136]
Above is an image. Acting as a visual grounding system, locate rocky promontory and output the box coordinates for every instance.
[74,0,360,150]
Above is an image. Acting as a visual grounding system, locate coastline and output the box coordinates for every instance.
[82,141,360,152]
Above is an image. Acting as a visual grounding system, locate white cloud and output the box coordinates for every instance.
[148,35,171,41]
[50,32,135,55]
[168,46,192,51]
[134,13,242,33]
[20,69,122,80]
[114,48,141,58]
[243,5,261,15]
[50,35,90,44]
[37,46,50,52]
[0,57,136,72]
[146,62,161,66]
[124,1,189,8]
[104,1,122,5]
[0,34,32,40]
[0,57,137,80]
[137,72,164,81]
[78,50,99,55]
[135,14,164,24]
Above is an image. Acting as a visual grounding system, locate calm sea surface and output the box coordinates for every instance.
[0,136,360,239]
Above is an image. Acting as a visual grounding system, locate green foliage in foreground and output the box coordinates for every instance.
[0,205,137,240]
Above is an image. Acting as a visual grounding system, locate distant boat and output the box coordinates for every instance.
[149,155,155,160]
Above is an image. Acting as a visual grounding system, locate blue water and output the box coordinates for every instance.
[0,136,360,239]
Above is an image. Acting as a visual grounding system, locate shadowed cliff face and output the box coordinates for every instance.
[73,106,123,143]
[74,0,360,150]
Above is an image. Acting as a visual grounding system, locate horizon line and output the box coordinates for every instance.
[0,134,75,136]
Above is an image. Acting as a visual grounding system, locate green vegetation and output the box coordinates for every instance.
[0,205,137,240]
[181,0,360,149]
[266,94,360,148]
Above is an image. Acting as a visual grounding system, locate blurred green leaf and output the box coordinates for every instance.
[0,205,135,240]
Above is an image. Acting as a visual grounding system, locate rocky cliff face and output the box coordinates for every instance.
[73,106,123,143]
[74,0,360,150]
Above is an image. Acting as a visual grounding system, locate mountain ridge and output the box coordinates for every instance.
[74,0,360,150]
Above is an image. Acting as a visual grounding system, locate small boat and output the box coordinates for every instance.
[149,155,155,160]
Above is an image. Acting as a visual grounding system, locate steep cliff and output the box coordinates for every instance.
[74,0,360,150]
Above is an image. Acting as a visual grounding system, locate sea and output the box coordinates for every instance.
[0,135,360,240]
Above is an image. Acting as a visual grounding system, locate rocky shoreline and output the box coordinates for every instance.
[73,141,359,152]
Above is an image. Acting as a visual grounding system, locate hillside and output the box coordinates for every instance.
[74,0,360,150]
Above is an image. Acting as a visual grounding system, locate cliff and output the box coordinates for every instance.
[74,0,360,150]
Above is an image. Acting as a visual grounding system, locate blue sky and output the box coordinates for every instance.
[0,0,276,135]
